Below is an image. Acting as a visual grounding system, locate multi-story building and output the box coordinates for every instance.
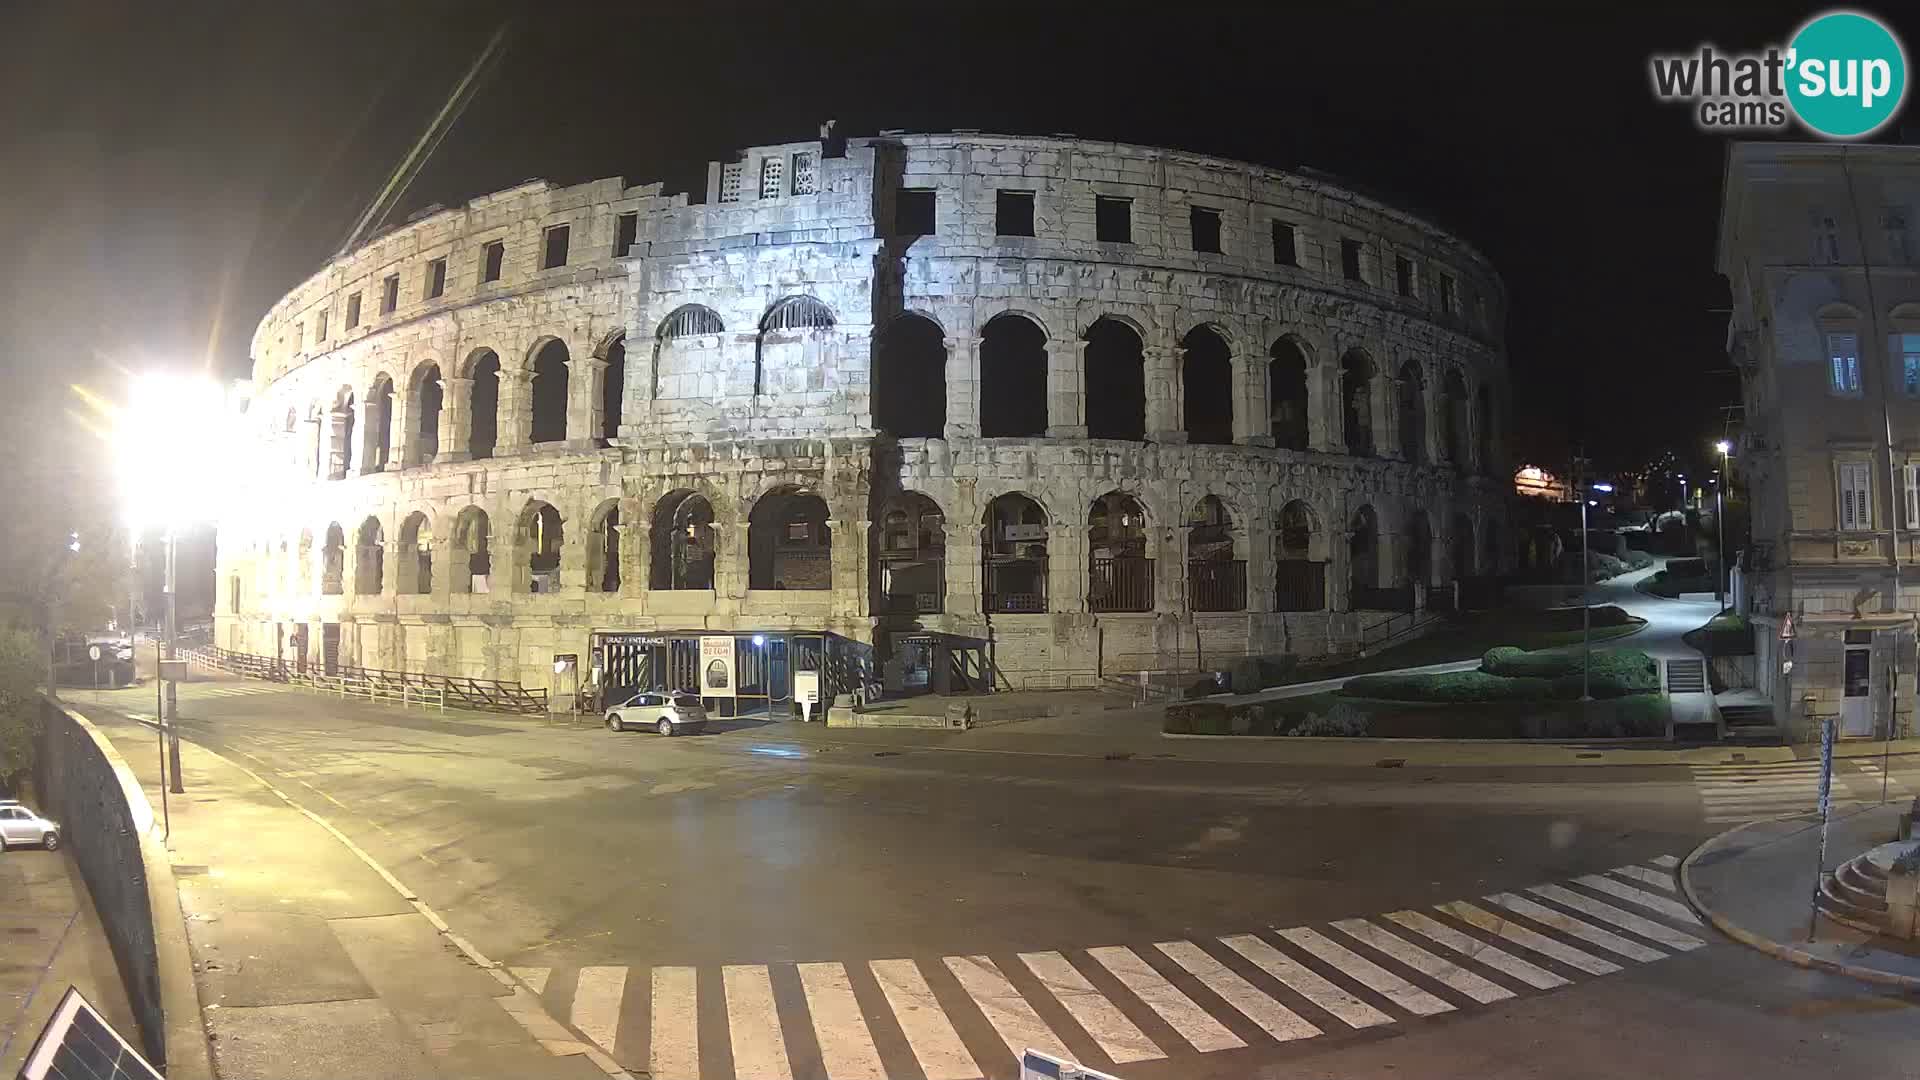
[214,131,1510,711]
[1719,140,1920,742]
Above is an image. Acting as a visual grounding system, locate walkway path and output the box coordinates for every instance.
[0,841,137,1076]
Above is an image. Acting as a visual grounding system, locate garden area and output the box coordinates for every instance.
[1275,604,1648,686]
[1639,556,1718,599]
[1167,643,1667,740]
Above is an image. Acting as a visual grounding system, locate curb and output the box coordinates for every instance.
[1679,816,1920,992]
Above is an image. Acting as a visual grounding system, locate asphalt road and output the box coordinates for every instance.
[78,679,1920,1080]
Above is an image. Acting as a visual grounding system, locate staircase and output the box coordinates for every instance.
[1719,704,1774,729]
[1818,845,1899,934]
[1665,658,1707,693]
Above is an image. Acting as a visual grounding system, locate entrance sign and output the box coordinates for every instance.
[700,635,735,697]
[794,669,820,722]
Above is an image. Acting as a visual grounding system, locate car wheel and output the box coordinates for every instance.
[607,714,623,732]
[656,717,674,737]
[42,832,59,852]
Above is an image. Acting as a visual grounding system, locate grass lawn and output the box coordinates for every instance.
[1266,690,1669,740]
[1285,609,1646,683]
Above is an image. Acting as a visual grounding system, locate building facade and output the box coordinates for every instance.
[215,131,1510,708]
[1719,141,1920,742]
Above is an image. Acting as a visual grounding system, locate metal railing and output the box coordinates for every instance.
[1188,559,1247,612]
[181,645,547,715]
[1089,556,1153,613]
[984,560,1048,613]
[1274,560,1327,612]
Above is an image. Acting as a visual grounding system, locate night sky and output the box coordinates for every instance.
[4,1,1914,479]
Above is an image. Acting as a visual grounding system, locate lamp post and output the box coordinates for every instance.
[1714,440,1732,612]
[1581,482,1615,702]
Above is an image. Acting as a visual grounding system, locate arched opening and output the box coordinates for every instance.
[650,491,716,590]
[1451,513,1475,581]
[530,340,569,444]
[1084,318,1146,441]
[587,501,622,593]
[875,492,945,613]
[1088,492,1151,612]
[410,364,442,465]
[872,313,946,438]
[1348,505,1379,604]
[1274,500,1326,610]
[600,336,625,443]
[321,523,346,594]
[979,314,1047,437]
[1182,326,1234,446]
[1444,370,1469,466]
[1186,495,1244,611]
[1341,351,1374,456]
[749,487,832,590]
[519,501,564,593]
[1396,361,1425,463]
[355,517,384,595]
[296,530,313,594]
[451,508,491,593]
[1269,338,1310,450]
[1406,511,1433,588]
[398,512,432,594]
[365,375,394,472]
[983,493,1049,612]
[467,350,500,459]
[330,390,355,480]
[652,305,725,400]
[756,296,836,397]
[1475,384,1493,473]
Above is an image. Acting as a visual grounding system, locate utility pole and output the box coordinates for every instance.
[164,527,183,795]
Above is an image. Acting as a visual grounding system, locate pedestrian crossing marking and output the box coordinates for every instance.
[1329,919,1515,1004]
[1018,950,1163,1064]
[868,959,982,1080]
[1648,855,1679,868]
[797,962,886,1080]
[945,955,1072,1063]
[514,858,1711,1078]
[1220,933,1395,1029]
[1610,865,1677,891]
[1154,940,1322,1043]
[1484,894,1667,963]
[1087,946,1244,1053]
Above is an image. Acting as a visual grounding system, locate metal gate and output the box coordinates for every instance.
[322,623,341,676]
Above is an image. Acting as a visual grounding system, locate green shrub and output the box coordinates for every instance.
[1482,646,1526,670]
[1288,704,1370,737]
[1229,655,1299,693]
[1624,550,1655,570]
[1344,670,1554,703]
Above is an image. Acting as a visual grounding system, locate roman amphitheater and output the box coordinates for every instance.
[214,130,1511,713]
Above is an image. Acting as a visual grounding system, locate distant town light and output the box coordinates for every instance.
[1593,483,1614,493]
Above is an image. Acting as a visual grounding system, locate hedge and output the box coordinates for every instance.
[1343,670,1555,703]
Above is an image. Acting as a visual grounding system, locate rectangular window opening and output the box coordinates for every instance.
[790,152,817,196]
[380,274,399,315]
[542,224,570,270]
[344,292,361,330]
[759,157,785,200]
[316,309,329,342]
[1439,272,1456,313]
[1341,238,1364,282]
[1905,462,1920,528]
[1190,206,1222,254]
[426,257,447,299]
[482,240,505,283]
[1271,221,1297,266]
[895,188,936,235]
[718,162,743,204]
[1827,332,1861,395]
[996,190,1035,237]
[1840,460,1873,531]
[1395,255,1415,297]
[1096,195,1132,244]
[614,212,638,257]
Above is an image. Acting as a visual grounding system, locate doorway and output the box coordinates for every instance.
[1841,629,1875,737]
[322,623,342,676]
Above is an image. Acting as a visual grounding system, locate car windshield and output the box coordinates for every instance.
[671,695,704,709]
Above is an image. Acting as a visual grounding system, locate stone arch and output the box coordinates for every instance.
[1274,498,1328,612]
[1269,336,1310,451]
[296,529,313,594]
[330,387,356,479]
[529,338,569,444]
[1348,504,1379,597]
[1182,325,1233,446]
[1406,508,1434,587]
[585,498,623,593]
[355,516,384,595]
[1443,368,1469,466]
[450,506,492,593]
[1088,491,1152,612]
[650,489,717,590]
[599,333,626,443]
[1341,350,1375,456]
[749,485,831,590]
[1396,360,1425,463]
[321,522,346,594]
[1085,317,1146,442]
[651,304,726,400]
[407,360,442,465]
[1186,493,1244,611]
[756,296,837,397]
[517,500,564,593]
[983,492,1049,613]
[398,511,433,594]
[1451,512,1475,580]
[872,313,946,438]
[365,373,395,472]
[464,348,501,459]
[979,312,1048,438]
[874,491,946,614]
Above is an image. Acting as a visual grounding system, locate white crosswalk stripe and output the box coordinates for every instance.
[1690,761,1852,823]
[1610,865,1677,891]
[1648,855,1680,868]
[516,854,1715,1077]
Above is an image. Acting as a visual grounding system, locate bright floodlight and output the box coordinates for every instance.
[1593,482,1614,493]
[1715,439,1732,455]
[116,373,240,534]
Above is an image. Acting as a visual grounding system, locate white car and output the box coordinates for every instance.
[0,800,60,850]
[605,692,709,736]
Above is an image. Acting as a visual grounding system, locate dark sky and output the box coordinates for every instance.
[4,1,1913,477]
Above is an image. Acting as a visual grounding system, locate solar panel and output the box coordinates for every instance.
[15,987,162,1080]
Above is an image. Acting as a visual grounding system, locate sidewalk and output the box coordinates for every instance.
[0,846,139,1076]
[70,705,618,1080]
[1681,803,1920,988]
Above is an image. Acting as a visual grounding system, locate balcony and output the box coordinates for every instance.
[1188,559,1247,613]
[1089,556,1154,613]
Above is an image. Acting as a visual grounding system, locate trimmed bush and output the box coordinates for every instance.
[1165,701,1230,734]
[1482,645,1658,695]
[1288,704,1370,737]
[1344,670,1555,703]
[1229,654,1300,694]
[1624,549,1655,570]
[1482,645,1526,670]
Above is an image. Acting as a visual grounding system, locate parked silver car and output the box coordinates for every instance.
[0,800,60,850]
[605,692,708,736]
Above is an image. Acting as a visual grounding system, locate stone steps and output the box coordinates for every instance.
[1818,845,1904,934]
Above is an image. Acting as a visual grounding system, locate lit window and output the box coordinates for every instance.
[1906,463,1920,528]
[1828,333,1861,394]
[1902,333,1920,396]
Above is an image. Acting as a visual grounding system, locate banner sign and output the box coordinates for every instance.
[700,635,735,697]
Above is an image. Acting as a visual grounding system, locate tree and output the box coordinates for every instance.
[0,626,41,794]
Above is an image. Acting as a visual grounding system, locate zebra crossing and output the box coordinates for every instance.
[176,683,283,700]
[1690,757,1913,824]
[506,856,1704,1079]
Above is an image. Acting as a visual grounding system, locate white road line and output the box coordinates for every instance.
[1485,894,1666,963]
[945,955,1071,1062]
[1019,951,1163,1064]
[797,962,886,1080]
[1383,911,1568,990]
[1572,874,1703,925]
[510,966,551,995]
[1609,865,1677,892]
[1087,946,1243,1053]
[1219,934,1394,1029]
[869,960,982,1080]
[1436,902,1621,976]
[650,966,699,1080]
[1275,927,1453,1016]
[1647,855,1680,869]
[1154,941,1321,1043]
[571,966,627,1054]
[723,964,793,1080]
[1330,919,1514,1004]
[1526,885,1705,951]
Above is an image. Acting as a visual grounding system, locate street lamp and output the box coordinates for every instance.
[1714,441,1732,611]
[1581,482,1615,702]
